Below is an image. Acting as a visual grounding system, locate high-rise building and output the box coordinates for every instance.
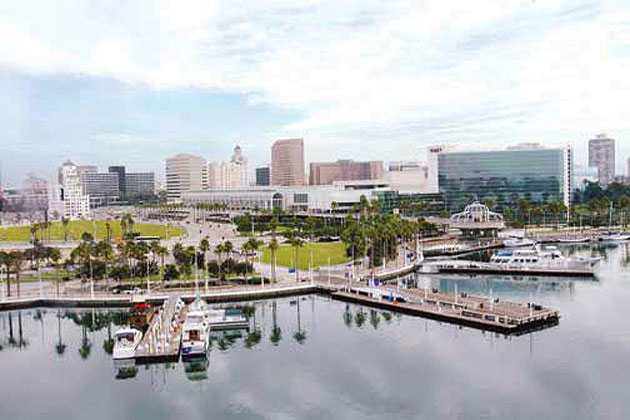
[165,154,207,202]
[588,134,615,187]
[438,144,573,212]
[108,166,127,197]
[387,161,430,192]
[206,145,249,190]
[81,171,120,205]
[51,160,90,219]
[271,138,304,186]
[255,166,271,186]
[309,160,383,185]
[220,145,249,190]
[126,172,155,195]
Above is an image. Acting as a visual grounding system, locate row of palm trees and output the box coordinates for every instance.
[340,196,429,271]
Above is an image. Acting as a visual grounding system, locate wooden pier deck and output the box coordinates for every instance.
[134,297,185,364]
[329,285,559,335]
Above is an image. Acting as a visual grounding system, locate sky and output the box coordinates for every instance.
[0,0,629,186]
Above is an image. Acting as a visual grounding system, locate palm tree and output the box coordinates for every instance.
[242,238,262,285]
[103,321,114,355]
[50,248,62,297]
[270,301,282,345]
[223,241,234,277]
[79,324,91,360]
[10,251,24,298]
[214,243,225,283]
[199,237,210,287]
[55,309,66,356]
[156,245,169,283]
[0,251,12,297]
[285,232,304,282]
[95,241,114,291]
[268,237,279,284]
[105,222,112,243]
[61,217,70,242]
[293,298,307,344]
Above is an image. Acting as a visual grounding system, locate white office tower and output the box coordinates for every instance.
[50,160,91,219]
[165,154,208,202]
[209,145,249,190]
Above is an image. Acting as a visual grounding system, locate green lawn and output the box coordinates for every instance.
[261,242,349,270]
[0,221,186,242]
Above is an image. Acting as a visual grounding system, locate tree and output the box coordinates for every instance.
[0,251,13,297]
[270,301,282,345]
[50,248,62,297]
[61,217,71,242]
[55,309,66,356]
[214,243,225,282]
[293,298,307,344]
[268,237,279,283]
[10,251,25,298]
[619,196,630,228]
[242,238,263,285]
[285,231,305,282]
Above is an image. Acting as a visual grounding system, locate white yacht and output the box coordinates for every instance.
[112,327,143,360]
[181,309,210,359]
[489,246,599,270]
[598,231,630,243]
[207,308,249,330]
[504,237,537,248]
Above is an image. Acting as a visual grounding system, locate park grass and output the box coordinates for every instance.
[261,242,349,270]
[0,220,185,242]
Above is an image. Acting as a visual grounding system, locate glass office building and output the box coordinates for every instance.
[438,146,572,212]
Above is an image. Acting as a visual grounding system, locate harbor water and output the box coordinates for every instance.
[1,243,629,419]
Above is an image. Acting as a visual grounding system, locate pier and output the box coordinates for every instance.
[0,282,561,348]
[135,296,186,364]
[329,285,559,335]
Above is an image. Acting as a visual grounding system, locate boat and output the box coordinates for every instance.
[557,236,591,244]
[490,246,599,269]
[503,237,537,248]
[598,201,630,242]
[598,231,630,243]
[181,309,211,359]
[435,245,598,277]
[207,308,250,330]
[112,327,143,360]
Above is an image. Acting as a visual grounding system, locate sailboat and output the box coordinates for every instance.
[599,201,630,242]
[181,251,211,359]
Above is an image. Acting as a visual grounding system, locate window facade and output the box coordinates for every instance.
[438,149,570,212]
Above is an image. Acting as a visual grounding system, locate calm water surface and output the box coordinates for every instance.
[1,243,630,420]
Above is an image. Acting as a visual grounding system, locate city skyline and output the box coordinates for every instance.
[1,1,630,185]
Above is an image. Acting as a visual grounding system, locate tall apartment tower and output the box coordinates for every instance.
[165,154,208,202]
[589,134,615,187]
[271,138,304,186]
[309,160,383,185]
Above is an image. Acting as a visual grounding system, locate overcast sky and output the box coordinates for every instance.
[1,0,629,186]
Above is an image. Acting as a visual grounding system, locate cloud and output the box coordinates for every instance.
[0,0,629,166]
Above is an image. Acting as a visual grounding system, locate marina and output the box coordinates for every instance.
[1,242,629,420]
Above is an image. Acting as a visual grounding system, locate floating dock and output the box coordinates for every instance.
[134,297,185,364]
[329,285,559,335]
[434,262,594,278]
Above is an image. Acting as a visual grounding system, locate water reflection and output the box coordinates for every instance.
[2,243,630,419]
